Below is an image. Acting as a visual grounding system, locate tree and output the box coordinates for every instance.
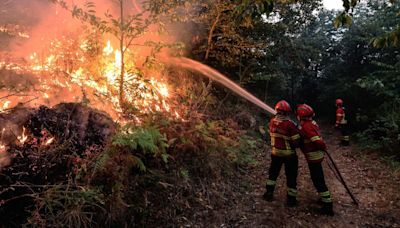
[51,0,151,106]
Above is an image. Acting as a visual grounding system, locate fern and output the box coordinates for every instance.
[125,154,147,172]
[112,125,169,160]
[92,151,111,174]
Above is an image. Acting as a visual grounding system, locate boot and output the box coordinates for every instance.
[262,185,274,202]
[286,195,297,207]
[321,202,334,216]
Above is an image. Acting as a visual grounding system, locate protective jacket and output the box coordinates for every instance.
[336,107,347,126]
[269,115,301,157]
[299,120,326,163]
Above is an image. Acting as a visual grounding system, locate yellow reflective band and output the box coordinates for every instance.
[270,133,288,140]
[266,180,276,186]
[337,114,344,116]
[319,191,331,197]
[270,133,300,141]
[305,151,324,161]
[321,197,332,203]
[287,188,297,197]
[310,136,321,142]
[291,134,300,140]
[285,140,291,150]
[272,147,295,157]
[270,133,290,140]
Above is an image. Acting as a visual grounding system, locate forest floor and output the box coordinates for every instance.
[202,125,400,227]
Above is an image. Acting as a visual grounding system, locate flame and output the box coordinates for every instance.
[44,137,55,146]
[17,127,28,144]
[103,40,113,55]
[0,101,11,113]
[2,35,183,121]
[174,111,180,119]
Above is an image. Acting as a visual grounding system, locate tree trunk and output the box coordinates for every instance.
[204,8,221,61]
[119,0,125,107]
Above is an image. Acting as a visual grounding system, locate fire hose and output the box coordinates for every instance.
[325,150,359,206]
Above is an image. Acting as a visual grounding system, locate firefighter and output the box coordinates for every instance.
[296,104,334,216]
[263,100,301,207]
[335,99,349,146]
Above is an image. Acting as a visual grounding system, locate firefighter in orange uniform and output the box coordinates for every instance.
[263,100,301,207]
[335,99,349,146]
[296,104,334,216]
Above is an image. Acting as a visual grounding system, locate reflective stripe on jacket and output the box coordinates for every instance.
[269,115,300,157]
[299,120,326,162]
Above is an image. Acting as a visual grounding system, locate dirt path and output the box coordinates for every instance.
[209,126,400,227]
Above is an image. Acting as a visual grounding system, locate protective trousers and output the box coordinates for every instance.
[266,155,298,198]
[339,124,350,145]
[308,162,332,205]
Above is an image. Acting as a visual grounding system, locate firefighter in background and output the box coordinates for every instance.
[335,99,349,146]
[296,104,334,216]
[263,100,301,207]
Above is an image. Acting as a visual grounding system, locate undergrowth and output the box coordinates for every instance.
[355,116,400,161]
[1,110,261,227]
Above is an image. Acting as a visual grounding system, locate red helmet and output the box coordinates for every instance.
[275,100,291,113]
[296,104,314,119]
[336,99,343,106]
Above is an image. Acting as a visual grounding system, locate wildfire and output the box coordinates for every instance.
[2,32,184,122]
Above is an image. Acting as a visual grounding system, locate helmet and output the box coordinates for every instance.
[296,104,314,119]
[336,99,343,106]
[275,100,291,113]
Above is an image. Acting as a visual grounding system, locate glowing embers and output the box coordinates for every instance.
[17,127,28,144]
[44,137,55,146]
[16,127,54,146]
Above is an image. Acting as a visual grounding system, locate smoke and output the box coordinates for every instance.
[7,0,119,57]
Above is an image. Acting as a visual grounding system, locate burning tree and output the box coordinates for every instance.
[50,0,174,108]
